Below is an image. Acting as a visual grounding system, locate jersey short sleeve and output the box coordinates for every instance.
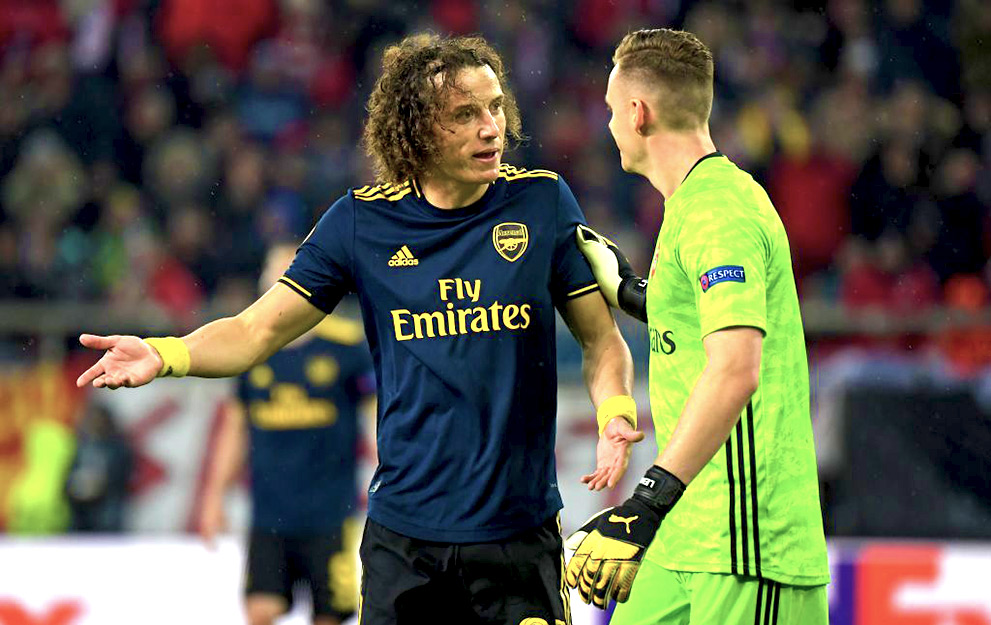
[676,193,769,338]
[281,194,356,313]
[551,177,599,303]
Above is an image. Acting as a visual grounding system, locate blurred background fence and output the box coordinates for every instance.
[1,0,990,623]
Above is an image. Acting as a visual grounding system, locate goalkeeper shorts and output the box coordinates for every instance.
[358,514,570,625]
[610,559,828,625]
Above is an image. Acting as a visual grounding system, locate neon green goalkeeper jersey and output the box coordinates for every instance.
[644,153,829,586]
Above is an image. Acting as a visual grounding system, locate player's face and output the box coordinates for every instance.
[605,66,645,174]
[428,65,506,191]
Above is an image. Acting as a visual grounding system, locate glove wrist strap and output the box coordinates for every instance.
[633,465,686,516]
[617,276,648,323]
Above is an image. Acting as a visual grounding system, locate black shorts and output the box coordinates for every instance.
[246,523,358,621]
[358,514,571,625]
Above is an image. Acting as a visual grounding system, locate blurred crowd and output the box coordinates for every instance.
[0,0,989,324]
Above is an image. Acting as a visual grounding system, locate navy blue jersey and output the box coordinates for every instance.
[237,317,374,533]
[281,165,598,542]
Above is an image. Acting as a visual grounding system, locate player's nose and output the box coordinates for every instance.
[478,110,500,139]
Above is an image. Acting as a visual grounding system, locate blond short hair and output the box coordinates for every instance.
[613,29,714,130]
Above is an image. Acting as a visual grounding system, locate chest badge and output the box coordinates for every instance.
[492,222,529,262]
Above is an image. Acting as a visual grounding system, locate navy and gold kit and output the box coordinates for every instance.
[238,317,373,619]
[281,165,598,544]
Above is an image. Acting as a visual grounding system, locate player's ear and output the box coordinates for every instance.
[631,99,649,136]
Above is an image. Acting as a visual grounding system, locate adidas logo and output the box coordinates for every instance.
[388,245,419,267]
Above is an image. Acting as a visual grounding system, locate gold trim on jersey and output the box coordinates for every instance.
[566,283,599,299]
[355,166,556,205]
[354,180,414,202]
[278,275,312,298]
[498,163,559,181]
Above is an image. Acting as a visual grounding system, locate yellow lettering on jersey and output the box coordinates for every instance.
[438,278,481,302]
[413,311,446,339]
[470,307,491,332]
[249,383,338,429]
[503,304,521,329]
[392,309,414,341]
[389,279,533,341]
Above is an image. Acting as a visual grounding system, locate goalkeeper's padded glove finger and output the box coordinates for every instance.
[564,465,686,607]
[576,225,623,309]
[575,225,648,323]
[565,498,658,606]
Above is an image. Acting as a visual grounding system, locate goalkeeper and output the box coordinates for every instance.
[565,28,829,624]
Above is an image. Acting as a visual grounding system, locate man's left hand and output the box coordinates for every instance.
[581,417,645,491]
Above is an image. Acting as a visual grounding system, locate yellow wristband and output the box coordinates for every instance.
[596,395,637,435]
[143,337,191,378]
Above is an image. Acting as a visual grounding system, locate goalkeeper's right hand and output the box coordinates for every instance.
[576,225,648,323]
[565,465,685,607]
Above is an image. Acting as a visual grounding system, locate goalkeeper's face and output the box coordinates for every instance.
[605,67,646,175]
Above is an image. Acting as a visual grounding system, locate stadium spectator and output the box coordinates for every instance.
[0,1,985,317]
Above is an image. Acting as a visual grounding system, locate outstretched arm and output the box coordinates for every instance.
[77,283,327,389]
[560,292,644,490]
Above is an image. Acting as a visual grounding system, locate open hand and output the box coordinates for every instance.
[76,334,163,389]
[581,417,645,490]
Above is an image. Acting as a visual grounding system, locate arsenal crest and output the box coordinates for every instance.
[492,222,529,262]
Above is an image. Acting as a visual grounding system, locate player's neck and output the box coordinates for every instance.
[643,129,717,200]
[419,173,490,209]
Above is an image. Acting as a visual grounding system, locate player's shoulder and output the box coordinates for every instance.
[497,163,560,188]
[495,164,563,210]
[312,316,365,346]
[351,179,416,204]
[679,163,765,219]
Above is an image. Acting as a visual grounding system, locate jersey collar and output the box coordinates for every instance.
[682,151,724,184]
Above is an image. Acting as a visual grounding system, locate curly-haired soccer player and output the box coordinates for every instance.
[567,28,830,625]
[78,34,642,624]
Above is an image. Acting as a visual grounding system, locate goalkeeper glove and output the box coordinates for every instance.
[565,465,685,607]
[575,225,648,323]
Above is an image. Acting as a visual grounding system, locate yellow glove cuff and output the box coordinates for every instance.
[596,394,637,435]
[144,337,191,378]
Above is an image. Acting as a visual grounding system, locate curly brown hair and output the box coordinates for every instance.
[613,29,714,130]
[362,33,524,184]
